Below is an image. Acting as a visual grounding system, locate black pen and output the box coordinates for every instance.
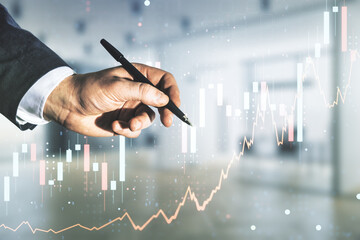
[100,38,192,126]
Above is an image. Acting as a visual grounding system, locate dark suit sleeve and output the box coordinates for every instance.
[0,4,69,130]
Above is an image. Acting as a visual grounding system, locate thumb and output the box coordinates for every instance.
[119,80,169,107]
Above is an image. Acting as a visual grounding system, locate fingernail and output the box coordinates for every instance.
[155,91,168,105]
[133,119,141,131]
[114,122,121,131]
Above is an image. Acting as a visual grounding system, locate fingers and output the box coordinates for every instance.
[115,80,169,108]
[112,104,155,137]
[158,108,172,127]
[129,104,155,131]
[158,85,181,127]
[155,70,180,127]
[111,63,169,86]
[104,63,181,130]
[112,120,142,138]
[111,63,180,103]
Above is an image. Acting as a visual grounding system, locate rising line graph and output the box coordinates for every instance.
[0,50,359,234]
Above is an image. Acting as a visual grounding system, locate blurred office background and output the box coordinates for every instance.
[1,0,360,239]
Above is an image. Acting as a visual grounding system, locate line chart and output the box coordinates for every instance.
[0,49,358,234]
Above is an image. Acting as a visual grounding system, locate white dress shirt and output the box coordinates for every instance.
[16,66,75,126]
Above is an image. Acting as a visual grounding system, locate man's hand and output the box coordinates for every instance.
[43,63,181,137]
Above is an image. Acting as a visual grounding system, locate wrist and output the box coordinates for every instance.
[43,74,77,125]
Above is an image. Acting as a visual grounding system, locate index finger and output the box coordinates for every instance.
[111,63,181,125]
[133,63,179,90]
[110,63,180,96]
[158,72,180,105]
[110,63,170,85]
[158,73,181,127]
[131,63,181,104]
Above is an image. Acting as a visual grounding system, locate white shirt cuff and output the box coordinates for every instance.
[16,66,75,125]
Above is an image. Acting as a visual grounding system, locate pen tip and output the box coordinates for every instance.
[187,120,193,127]
[182,115,193,127]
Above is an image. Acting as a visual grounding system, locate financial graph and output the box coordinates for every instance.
[1,50,358,233]
[0,1,358,238]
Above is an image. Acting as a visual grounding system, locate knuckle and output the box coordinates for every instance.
[138,83,151,97]
[166,72,175,79]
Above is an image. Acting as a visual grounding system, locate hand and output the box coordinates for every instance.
[43,63,181,137]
